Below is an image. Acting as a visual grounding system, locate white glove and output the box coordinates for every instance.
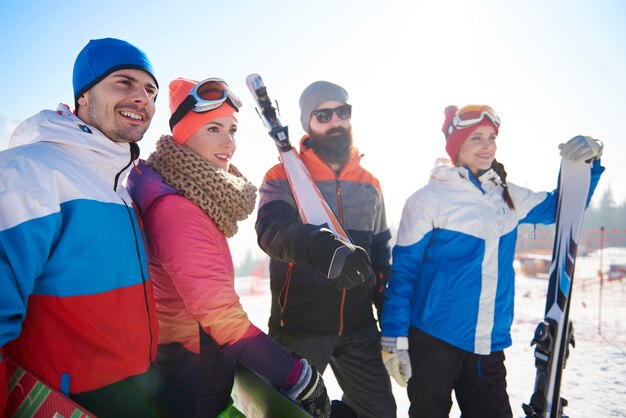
[559,135,603,163]
[381,336,412,387]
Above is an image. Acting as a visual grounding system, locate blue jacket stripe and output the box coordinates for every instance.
[1,212,60,345]
[3,199,148,299]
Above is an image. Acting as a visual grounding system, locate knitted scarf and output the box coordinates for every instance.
[146,135,257,238]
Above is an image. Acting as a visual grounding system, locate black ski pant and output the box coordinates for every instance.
[407,327,513,418]
[70,371,161,418]
[270,320,396,418]
[151,327,235,418]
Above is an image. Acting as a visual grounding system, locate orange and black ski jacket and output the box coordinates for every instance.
[256,136,391,336]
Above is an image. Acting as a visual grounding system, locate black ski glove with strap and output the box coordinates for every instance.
[308,228,374,290]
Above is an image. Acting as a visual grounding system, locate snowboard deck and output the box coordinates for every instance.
[231,362,312,417]
[6,358,94,418]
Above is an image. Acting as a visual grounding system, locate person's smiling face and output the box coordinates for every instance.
[456,125,497,175]
[184,116,237,170]
[77,69,157,143]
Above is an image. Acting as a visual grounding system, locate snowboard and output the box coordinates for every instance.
[5,357,94,418]
[522,158,592,418]
[231,362,312,417]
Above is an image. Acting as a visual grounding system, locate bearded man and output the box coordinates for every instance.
[255,81,396,418]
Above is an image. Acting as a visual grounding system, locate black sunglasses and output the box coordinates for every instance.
[311,104,352,124]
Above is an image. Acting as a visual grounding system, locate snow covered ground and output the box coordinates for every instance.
[237,249,626,417]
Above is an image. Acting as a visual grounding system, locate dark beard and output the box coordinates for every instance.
[308,126,353,166]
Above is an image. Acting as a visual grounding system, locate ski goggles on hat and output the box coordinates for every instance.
[311,104,352,124]
[169,78,243,130]
[446,105,501,137]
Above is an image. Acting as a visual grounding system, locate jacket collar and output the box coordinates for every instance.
[9,104,137,190]
[430,158,502,191]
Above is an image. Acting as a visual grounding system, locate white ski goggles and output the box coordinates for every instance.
[445,105,501,138]
[169,78,243,130]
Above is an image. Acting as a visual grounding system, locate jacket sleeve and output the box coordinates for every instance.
[255,168,327,266]
[380,191,433,338]
[370,189,392,272]
[518,159,605,225]
[145,195,251,346]
[584,159,605,206]
[0,178,60,348]
[369,188,392,312]
[1,169,60,411]
[0,347,6,416]
[221,324,301,390]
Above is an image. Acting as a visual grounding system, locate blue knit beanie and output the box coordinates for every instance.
[299,81,349,133]
[73,38,158,101]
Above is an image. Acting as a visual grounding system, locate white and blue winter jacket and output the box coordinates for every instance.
[381,159,604,355]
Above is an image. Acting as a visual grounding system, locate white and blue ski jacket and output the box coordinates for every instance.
[381,159,604,355]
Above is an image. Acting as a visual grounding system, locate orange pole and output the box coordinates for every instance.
[598,226,605,335]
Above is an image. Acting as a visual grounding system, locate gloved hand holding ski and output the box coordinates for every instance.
[522,152,599,418]
[558,135,603,163]
[309,228,374,290]
[381,336,412,387]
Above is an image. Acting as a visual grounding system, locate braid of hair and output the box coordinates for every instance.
[491,159,515,210]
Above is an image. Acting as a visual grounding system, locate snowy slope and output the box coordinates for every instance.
[237,250,626,417]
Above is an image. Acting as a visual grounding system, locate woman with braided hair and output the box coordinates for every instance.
[379,104,605,418]
[126,77,330,418]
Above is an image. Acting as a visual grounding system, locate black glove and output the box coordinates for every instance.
[372,266,390,324]
[308,228,374,290]
[285,359,331,418]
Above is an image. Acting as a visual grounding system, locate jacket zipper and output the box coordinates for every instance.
[113,143,139,192]
[279,263,294,327]
[122,199,155,364]
[117,143,155,363]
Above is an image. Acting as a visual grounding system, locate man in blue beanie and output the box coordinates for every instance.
[0,38,160,417]
[74,37,158,143]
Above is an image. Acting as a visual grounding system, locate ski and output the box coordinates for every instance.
[522,159,592,418]
[245,73,351,243]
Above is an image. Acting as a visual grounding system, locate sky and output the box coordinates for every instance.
[1,0,625,264]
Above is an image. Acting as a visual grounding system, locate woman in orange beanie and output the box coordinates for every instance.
[127,77,330,417]
[380,105,605,418]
